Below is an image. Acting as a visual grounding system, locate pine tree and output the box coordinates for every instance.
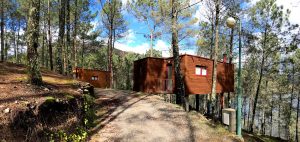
[27,0,42,85]
[101,0,127,88]
[56,0,66,74]
[0,0,5,61]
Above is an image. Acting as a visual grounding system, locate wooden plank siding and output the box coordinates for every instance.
[75,68,110,88]
[133,54,234,95]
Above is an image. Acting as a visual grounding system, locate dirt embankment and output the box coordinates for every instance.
[0,62,86,141]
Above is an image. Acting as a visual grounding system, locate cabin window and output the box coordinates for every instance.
[195,66,207,76]
[91,76,98,80]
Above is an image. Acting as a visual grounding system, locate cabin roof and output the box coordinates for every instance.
[135,54,229,64]
[74,67,110,72]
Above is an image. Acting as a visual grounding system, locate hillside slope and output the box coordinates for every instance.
[0,62,84,141]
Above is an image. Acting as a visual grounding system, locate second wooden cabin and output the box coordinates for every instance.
[74,67,110,88]
[133,54,234,95]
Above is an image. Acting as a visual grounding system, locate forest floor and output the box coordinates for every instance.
[0,62,84,141]
[88,89,242,142]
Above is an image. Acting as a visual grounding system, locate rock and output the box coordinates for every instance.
[26,84,30,86]
[15,100,18,104]
[13,86,17,88]
[3,108,10,113]
[44,88,50,91]
[77,89,83,93]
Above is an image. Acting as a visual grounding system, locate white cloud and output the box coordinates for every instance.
[123,29,135,44]
[115,42,149,54]
[154,40,170,57]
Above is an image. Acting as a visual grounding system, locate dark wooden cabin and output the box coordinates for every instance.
[74,68,110,88]
[133,54,234,94]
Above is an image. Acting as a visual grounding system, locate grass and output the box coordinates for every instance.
[14,75,78,85]
[43,76,78,85]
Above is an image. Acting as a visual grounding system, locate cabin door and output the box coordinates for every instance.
[167,64,172,91]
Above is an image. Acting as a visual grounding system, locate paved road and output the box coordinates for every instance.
[88,89,239,142]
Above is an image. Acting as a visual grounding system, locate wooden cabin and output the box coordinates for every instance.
[133,54,234,94]
[74,68,110,88]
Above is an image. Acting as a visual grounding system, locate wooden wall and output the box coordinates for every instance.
[182,55,234,94]
[75,68,110,88]
[133,54,234,95]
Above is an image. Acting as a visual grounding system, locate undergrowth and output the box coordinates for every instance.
[46,92,96,142]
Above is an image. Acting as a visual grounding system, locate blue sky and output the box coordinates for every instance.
[89,0,199,57]
[89,0,300,57]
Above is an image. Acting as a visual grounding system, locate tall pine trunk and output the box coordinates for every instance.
[296,91,299,142]
[0,0,4,62]
[81,36,85,68]
[209,0,220,116]
[171,0,188,111]
[250,25,267,132]
[278,93,282,139]
[57,0,66,74]
[41,16,45,67]
[248,96,252,131]
[287,64,295,140]
[16,20,20,63]
[47,0,53,70]
[65,0,70,75]
[270,93,274,136]
[108,21,113,88]
[72,0,78,74]
[27,0,42,85]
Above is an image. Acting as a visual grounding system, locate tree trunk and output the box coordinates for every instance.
[41,18,45,67]
[1,0,4,62]
[72,0,78,74]
[57,0,66,74]
[47,0,53,70]
[270,93,273,136]
[248,96,252,131]
[12,21,17,63]
[16,20,20,63]
[250,27,267,132]
[296,91,299,142]
[108,22,113,88]
[243,96,247,128]
[279,93,281,139]
[171,0,187,111]
[66,0,70,75]
[209,0,220,117]
[27,0,42,85]
[209,11,214,59]
[106,1,114,88]
[288,64,295,140]
[81,35,85,68]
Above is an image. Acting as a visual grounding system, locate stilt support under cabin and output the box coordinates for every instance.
[184,95,189,112]
[196,94,200,111]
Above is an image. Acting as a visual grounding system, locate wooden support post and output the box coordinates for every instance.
[220,93,224,120]
[220,93,224,109]
[185,94,190,111]
[196,94,200,111]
